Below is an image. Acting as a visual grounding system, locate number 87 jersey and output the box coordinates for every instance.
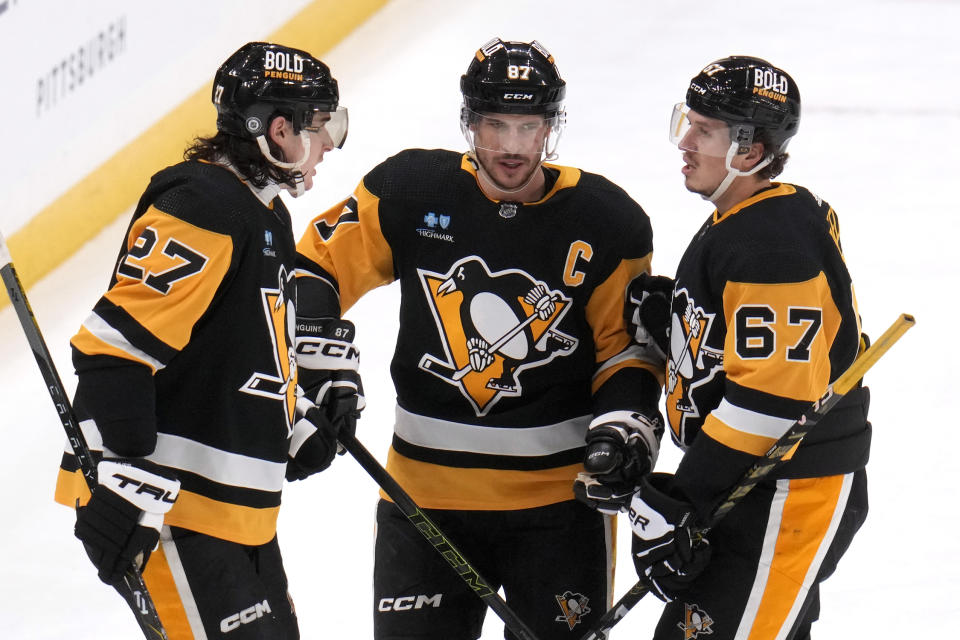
[666,183,871,503]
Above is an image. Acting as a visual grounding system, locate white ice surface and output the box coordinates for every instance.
[2,0,957,637]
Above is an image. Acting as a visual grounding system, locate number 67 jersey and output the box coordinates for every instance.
[666,183,871,510]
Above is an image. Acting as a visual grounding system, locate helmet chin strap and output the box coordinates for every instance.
[256,132,312,197]
[707,141,772,204]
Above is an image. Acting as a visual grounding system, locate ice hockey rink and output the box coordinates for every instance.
[1,0,956,637]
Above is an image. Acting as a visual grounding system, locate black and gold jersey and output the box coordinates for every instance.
[667,183,870,515]
[297,149,661,510]
[56,161,298,545]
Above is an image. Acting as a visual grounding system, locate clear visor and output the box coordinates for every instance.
[460,107,565,160]
[668,102,738,158]
[304,106,349,149]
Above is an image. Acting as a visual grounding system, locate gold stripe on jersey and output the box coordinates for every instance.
[586,254,664,390]
[107,206,233,350]
[54,470,281,545]
[383,448,582,510]
[713,183,797,225]
[722,273,841,402]
[164,491,280,546]
[296,190,394,314]
[54,476,282,545]
[72,319,165,373]
[703,399,798,455]
[737,474,851,640]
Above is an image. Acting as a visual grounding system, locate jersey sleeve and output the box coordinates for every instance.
[295,177,395,317]
[69,201,236,455]
[675,248,859,518]
[587,188,665,423]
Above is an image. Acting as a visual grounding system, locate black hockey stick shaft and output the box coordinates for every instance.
[338,432,542,640]
[580,313,916,640]
[0,233,169,640]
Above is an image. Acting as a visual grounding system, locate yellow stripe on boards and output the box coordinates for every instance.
[2,0,389,309]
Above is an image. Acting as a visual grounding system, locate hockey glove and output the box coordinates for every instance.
[295,317,365,449]
[75,458,180,586]
[286,397,351,481]
[628,473,711,602]
[624,273,674,367]
[574,410,662,515]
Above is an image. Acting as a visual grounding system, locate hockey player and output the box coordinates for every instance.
[54,42,350,639]
[295,38,664,639]
[622,57,872,640]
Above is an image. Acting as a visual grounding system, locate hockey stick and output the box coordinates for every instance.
[338,432,542,640]
[579,313,916,640]
[0,232,169,640]
[420,295,556,383]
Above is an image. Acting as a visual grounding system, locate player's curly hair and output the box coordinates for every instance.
[184,132,297,189]
[754,129,789,179]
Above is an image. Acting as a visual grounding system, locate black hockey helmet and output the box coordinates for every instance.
[686,56,800,152]
[460,38,566,116]
[213,42,340,140]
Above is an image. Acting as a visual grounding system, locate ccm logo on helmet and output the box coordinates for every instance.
[378,594,443,612]
[220,599,272,633]
[503,93,534,101]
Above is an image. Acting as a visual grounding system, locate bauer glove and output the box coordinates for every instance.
[75,458,180,585]
[628,473,711,602]
[574,410,663,515]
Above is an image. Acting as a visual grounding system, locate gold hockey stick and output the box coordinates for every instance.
[580,313,916,640]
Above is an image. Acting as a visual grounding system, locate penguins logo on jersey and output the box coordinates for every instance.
[417,256,577,417]
[677,602,714,639]
[239,265,298,435]
[554,591,590,630]
[666,287,722,442]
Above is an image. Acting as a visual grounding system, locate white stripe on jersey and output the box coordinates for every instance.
[711,398,796,439]
[82,311,166,371]
[67,424,285,493]
[395,405,589,457]
[593,343,651,381]
[148,433,286,492]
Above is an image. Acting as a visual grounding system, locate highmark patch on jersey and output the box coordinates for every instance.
[417,256,578,417]
[666,287,722,443]
[239,264,298,435]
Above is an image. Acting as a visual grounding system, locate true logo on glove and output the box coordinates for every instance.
[112,472,177,504]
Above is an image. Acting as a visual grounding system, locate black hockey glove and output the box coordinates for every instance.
[628,473,711,602]
[624,273,674,366]
[573,410,663,515]
[286,398,350,481]
[295,317,365,447]
[75,458,180,586]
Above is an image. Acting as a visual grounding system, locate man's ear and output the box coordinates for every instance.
[267,115,290,147]
[741,142,767,171]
